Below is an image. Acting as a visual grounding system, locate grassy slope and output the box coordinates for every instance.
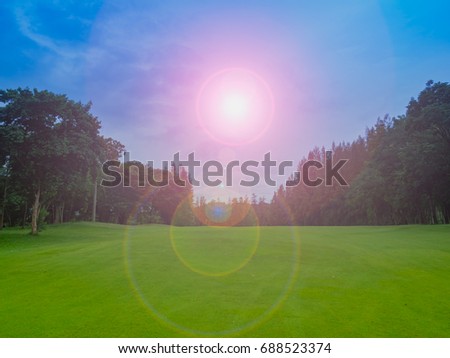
[0,223,449,337]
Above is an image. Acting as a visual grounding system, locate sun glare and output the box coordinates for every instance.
[221,92,250,121]
[197,68,274,145]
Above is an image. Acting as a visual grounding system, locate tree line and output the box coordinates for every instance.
[1,81,449,233]
[279,80,450,225]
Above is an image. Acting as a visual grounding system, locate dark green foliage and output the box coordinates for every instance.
[0,88,124,232]
[270,81,450,225]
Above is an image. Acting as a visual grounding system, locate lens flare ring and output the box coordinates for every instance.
[123,194,300,336]
[169,196,260,277]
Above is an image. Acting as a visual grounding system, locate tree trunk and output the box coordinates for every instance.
[31,185,41,235]
[92,179,97,222]
[54,202,65,224]
[0,179,6,230]
[60,202,64,223]
[22,201,28,229]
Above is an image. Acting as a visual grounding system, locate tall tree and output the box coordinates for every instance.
[0,88,104,234]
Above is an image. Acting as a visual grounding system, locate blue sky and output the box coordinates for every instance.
[1,0,449,197]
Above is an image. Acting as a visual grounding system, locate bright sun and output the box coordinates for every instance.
[197,67,274,145]
[221,93,250,121]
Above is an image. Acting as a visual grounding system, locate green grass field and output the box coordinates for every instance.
[0,223,449,337]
